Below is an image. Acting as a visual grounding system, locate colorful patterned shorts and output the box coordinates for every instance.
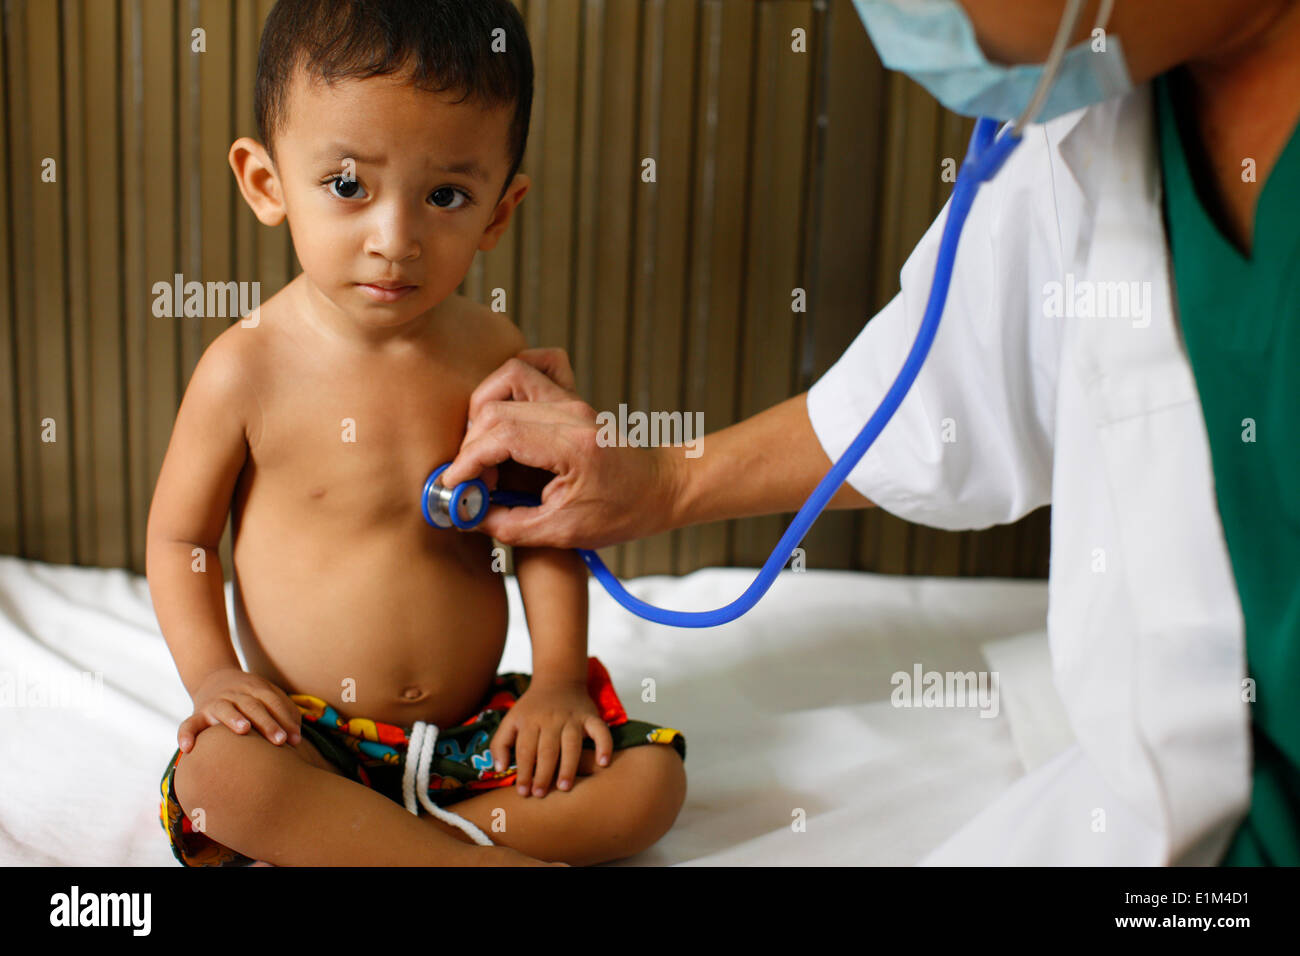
[159,656,685,866]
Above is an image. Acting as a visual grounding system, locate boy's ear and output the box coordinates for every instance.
[478,173,531,252]
[229,137,287,227]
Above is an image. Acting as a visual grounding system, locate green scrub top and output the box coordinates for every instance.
[1153,70,1300,865]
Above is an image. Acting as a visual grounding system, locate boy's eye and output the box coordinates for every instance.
[325,176,366,200]
[431,186,470,210]
[318,177,472,209]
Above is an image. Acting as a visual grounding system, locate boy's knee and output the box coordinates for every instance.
[611,746,687,852]
[173,725,271,819]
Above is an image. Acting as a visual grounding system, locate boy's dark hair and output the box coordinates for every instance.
[255,0,533,205]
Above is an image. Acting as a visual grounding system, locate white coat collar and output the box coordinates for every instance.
[1052,98,1116,214]
[1046,85,1197,421]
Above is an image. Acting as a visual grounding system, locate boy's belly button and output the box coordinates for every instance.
[400,685,428,701]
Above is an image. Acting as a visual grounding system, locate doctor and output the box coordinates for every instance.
[442,0,1300,865]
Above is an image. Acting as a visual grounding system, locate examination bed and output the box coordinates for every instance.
[0,554,1070,866]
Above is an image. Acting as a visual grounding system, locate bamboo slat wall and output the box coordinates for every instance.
[0,0,1050,580]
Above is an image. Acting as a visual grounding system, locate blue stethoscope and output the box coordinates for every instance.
[422,115,1021,628]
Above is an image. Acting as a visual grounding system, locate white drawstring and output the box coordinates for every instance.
[401,721,494,846]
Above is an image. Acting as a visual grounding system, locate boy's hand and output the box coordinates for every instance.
[490,679,614,797]
[177,667,303,753]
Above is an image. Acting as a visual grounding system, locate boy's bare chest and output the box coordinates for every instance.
[248,351,483,519]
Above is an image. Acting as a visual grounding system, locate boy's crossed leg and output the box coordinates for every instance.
[418,744,687,866]
[172,721,684,866]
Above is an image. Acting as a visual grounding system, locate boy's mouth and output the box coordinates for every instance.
[357,281,418,303]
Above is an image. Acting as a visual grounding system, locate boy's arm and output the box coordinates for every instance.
[488,459,614,794]
[484,321,589,682]
[512,545,589,686]
[145,334,258,699]
[498,457,589,684]
[508,543,606,795]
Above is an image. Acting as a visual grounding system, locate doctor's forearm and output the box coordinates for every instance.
[665,392,873,529]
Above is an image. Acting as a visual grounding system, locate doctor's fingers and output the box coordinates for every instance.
[474,493,578,549]
[466,349,578,421]
[474,441,670,549]
[513,347,577,391]
[468,396,597,438]
[446,414,591,491]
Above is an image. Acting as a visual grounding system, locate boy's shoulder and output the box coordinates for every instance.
[192,280,304,389]
[438,293,528,375]
[192,313,267,395]
[178,312,271,449]
[188,317,254,388]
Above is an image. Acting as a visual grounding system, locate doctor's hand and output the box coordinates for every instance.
[441,348,681,549]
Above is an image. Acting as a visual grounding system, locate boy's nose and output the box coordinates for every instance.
[363,206,422,262]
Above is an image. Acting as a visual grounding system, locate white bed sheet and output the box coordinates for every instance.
[0,554,1065,866]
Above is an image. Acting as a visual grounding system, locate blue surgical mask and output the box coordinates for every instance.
[851,0,1132,123]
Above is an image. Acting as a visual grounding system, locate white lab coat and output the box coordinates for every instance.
[806,84,1252,865]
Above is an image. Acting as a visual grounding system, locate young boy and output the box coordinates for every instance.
[148,0,686,867]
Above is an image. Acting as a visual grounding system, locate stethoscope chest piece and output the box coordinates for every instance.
[422,464,489,530]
